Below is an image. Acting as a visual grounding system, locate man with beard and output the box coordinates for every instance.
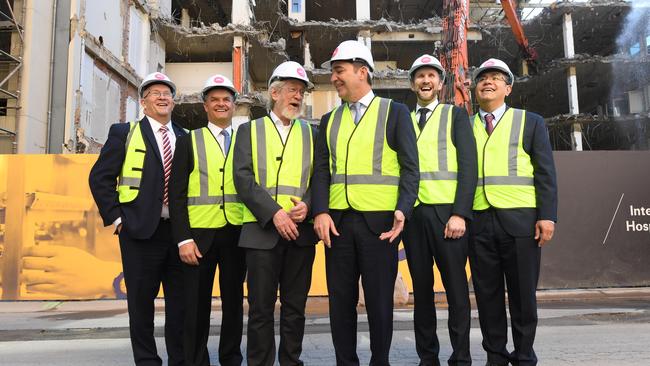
[169,74,246,366]
[469,58,557,366]
[312,40,419,365]
[89,72,186,365]
[402,55,477,366]
[233,61,318,366]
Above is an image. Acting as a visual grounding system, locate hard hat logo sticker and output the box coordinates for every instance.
[332,47,339,57]
[485,61,495,66]
[296,68,306,77]
[214,76,224,84]
[154,73,166,80]
[421,57,431,63]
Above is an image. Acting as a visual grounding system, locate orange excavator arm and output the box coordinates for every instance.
[500,0,538,66]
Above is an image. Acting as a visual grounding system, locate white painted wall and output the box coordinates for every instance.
[85,0,123,59]
[17,0,56,153]
[149,32,166,73]
[166,62,233,95]
[128,6,149,77]
[78,52,121,144]
[628,89,646,114]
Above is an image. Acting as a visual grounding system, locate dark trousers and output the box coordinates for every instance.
[402,205,471,366]
[325,211,398,366]
[469,210,541,366]
[119,219,185,366]
[246,240,316,366]
[183,225,246,366]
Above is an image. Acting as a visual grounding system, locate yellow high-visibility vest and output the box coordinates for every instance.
[241,117,313,223]
[411,104,457,205]
[472,108,536,210]
[187,127,243,228]
[326,97,399,211]
[118,121,146,203]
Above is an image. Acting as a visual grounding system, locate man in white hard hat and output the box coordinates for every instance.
[89,72,186,365]
[402,54,477,366]
[233,60,317,366]
[469,58,557,366]
[312,40,419,365]
[168,74,246,366]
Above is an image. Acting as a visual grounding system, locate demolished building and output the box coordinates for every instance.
[4,0,649,153]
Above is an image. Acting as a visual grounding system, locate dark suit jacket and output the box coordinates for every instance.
[417,105,478,225]
[89,116,187,240]
[169,130,238,252]
[233,119,318,249]
[311,97,420,235]
[474,108,558,237]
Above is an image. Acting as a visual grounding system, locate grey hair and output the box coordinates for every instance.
[266,80,286,110]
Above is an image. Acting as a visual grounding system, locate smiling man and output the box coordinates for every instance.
[89,72,186,366]
[402,55,477,366]
[469,59,557,366]
[312,40,419,366]
[168,74,246,366]
[233,61,318,366]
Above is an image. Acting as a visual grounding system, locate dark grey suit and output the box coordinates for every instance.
[233,118,318,366]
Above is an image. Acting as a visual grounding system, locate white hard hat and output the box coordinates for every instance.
[139,72,176,98]
[268,61,314,90]
[321,40,375,72]
[202,74,237,100]
[409,54,445,82]
[473,58,514,85]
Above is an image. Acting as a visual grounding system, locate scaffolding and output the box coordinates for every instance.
[0,0,22,153]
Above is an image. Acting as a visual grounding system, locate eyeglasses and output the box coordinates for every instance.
[477,75,508,84]
[283,86,307,97]
[145,91,173,99]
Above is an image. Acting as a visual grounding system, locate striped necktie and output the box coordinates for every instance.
[160,125,172,205]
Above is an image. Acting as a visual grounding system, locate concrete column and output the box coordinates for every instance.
[562,12,582,151]
[16,0,55,153]
[356,0,370,20]
[232,0,252,25]
[288,0,305,22]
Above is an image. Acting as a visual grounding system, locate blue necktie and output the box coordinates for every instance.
[221,129,231,154]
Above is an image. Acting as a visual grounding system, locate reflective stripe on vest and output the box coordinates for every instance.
[411,104,457,205]
[118,121,146,203]
[242,117,313,223]
[472,108,536,210]
[326,97,399,211]
[187,127,243,228]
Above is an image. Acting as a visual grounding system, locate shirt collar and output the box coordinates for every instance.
[207,122,231,137]
[146,116,171,132]
[479,103,507,123]
[349,90,375,109]
[269,111,292,127]
[416,99,439,114]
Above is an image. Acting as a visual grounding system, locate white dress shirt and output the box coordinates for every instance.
[270,111,292,143]
[415,98,440,122]
[479,103,507,128]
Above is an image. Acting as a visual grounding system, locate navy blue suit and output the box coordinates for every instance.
[312,98,419,366]
[468,109,558,366]
[89,116,187,366]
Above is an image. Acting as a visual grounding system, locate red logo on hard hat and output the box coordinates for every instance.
[154,73,166,80]
[332,47,339,57]
[421,56,431,63]
[213,76,224,84]
[297,68,305,77]
[484,61,495,67]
